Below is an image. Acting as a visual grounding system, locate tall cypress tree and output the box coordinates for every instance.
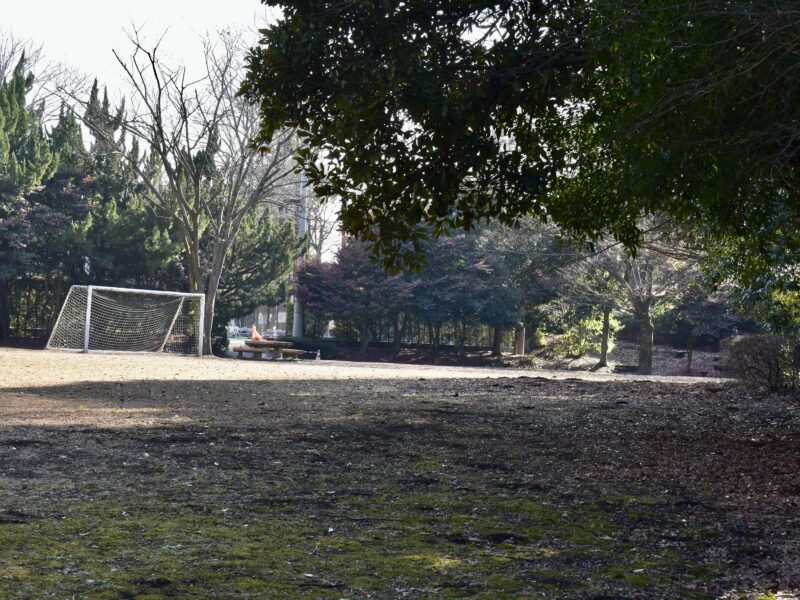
[0,55,58,338]
[0,55,55,193]
[82,80,183,289]
[27,105,95,324]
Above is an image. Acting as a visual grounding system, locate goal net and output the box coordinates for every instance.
[47,286,205,356]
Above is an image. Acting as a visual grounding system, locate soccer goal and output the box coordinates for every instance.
[47,286,205,356]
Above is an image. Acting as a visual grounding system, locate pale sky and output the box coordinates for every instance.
[4,0,275,92]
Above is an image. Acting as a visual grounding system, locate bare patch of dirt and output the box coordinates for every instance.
[0,348,797,599]
[527,341,723,377]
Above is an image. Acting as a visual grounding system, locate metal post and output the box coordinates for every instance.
[83,286,93,353]
[198,296,205,357]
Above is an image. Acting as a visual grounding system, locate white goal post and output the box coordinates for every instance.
[47,285,205,356]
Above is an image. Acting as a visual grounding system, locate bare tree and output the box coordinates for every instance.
[0,28,88,122]
[557,261,621,369]
[585,225,702,374]
[0,28,38,83]
[305,195,339,261]
[539,216,705,373]
[72,29,298,354]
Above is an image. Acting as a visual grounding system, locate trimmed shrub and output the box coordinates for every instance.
[720,334,799,393]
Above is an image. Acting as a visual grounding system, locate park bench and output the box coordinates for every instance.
[232,346,267,359]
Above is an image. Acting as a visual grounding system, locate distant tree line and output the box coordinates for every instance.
[295,219,747,374]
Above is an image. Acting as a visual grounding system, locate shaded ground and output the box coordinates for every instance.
[0,348,798,599]
[531,342,722,377]
[330,341,721,378]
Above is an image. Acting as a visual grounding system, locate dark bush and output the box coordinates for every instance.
[279,337,345,360]
[720,334,799,393]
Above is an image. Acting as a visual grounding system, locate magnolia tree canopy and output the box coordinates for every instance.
[243,0,800,287]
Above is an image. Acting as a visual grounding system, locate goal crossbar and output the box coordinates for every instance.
[47,285,206,357]
[84,285,205,299]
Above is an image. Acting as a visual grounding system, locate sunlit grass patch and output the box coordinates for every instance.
[0,487,714,599]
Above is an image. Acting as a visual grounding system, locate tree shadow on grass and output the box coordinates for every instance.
[0,377,798,598]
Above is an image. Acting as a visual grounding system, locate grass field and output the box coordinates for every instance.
[0,348,798,599]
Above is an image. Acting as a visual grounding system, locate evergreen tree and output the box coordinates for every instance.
[0,55,58,338]
[82,81,184,289]
[212,210,297,354]
[25,105,94,328]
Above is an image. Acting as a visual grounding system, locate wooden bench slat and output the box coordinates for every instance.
[232,346,304,359]
[233,347,266,358]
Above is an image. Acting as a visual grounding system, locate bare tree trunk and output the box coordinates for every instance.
[203,270,224,356]
[186,236,203,296]
[597,308,611,368]
[392,312,409,356]
[359,326,370,354]
[686,331,693,374]
[202,290,215,356]
[49,276,64,330]
[186,238,207,354]
[392,313,401,355]
[0,279,10,340]
[514,325,526,355]
[635,305,654,375]
[203,237,239,355]
[491,327,503,357]
[456,320,468,358]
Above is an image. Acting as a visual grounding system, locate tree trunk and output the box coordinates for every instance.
[49,276,64,331]
[456,320,468,358]
[636,306,654,375]
[686,331,694,374]
[392,313,402,355]
[392,312,408,356]
[597,308,611,368]
[432,324,441,354]
[200,242,229,356]
[185,228,203,296]
[491,327,503,357]
[0,279,11,340]
[514,325,526,355]
[359,326,370,354]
